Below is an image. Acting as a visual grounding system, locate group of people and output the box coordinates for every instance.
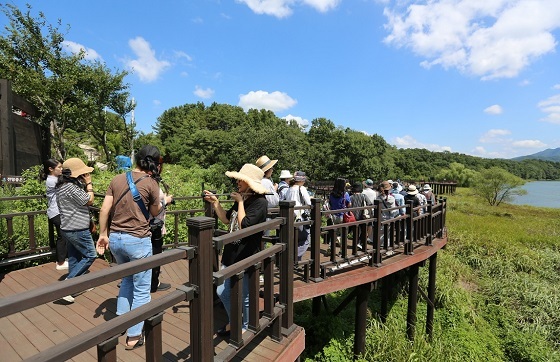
[326,177,436,222]
[43,145,173,350]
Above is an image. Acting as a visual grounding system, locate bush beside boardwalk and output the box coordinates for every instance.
[296,187,560,361]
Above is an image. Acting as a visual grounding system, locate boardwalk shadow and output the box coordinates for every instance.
[94,297,118,321]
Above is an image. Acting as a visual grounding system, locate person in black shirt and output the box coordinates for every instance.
[203,163,268,335]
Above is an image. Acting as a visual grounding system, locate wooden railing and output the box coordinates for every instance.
[0,194,447,361]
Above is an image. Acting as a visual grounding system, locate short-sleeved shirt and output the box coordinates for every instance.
[56,183,91,231]
[329,192,351,216]
[221,194,267,267]
[46,175,60,219]
[106,172,161,238]
[261,178,279,208]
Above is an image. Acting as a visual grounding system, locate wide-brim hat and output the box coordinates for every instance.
[380,181,391,190]
[423,184,432,191]
[255,155,278,172]
[407,185,419,195]
[279,170,293,179]
[293,171,307,182]
[62,158,93,178]
[225,164,268,194]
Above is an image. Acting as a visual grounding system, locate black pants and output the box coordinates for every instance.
[50,215,67,264]
[150,226,163,292]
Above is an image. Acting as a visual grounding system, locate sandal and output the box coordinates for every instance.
[125,334,144,350]
[216,324,230,337]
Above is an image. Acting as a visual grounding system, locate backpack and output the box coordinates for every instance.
[277,183,288,200]
[361,195,371,219]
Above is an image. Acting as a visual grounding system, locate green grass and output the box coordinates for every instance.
[296,188,560,361]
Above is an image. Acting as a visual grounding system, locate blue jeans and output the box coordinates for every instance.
[61,229,96,279]
[217,265,250,330]
[110,232,152,337]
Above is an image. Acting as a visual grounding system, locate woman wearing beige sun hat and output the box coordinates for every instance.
[255,155,279,208]
[203,163,268,335]
[55,158,96,303]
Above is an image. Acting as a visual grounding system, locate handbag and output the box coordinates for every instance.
[343,211,356,223]
[362,195,371,219]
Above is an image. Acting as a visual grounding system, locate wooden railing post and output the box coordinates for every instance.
[278,200,296,334]
[96,335,119,362]
[426,200,434,246]
[144,312,164,362]
[187,216,215,362]
[405,201,414,255]
[310,198,322,282]
[370,200,382,267]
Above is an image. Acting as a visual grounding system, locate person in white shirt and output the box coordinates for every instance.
[285,171,312,260]
[362,179,377,205]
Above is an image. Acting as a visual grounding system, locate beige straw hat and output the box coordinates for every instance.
[62,158,94,178]
[255,155,278,172]
[225,164,268,194]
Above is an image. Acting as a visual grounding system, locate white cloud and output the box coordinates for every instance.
[553,84,560,90]
[392,135,452,152]
[236,0,340,18]
[484,104,503,115]
[512,139,546,148]
[194,86,215,99]
[62,40,102,61]
[126,37,170,83]
[480,129,511,143]
[153,100,161,106]
[238,90,297,111]
[283,114,309,128]
[538,94,560,124]
[174,51,193,62]
[383,0,560,80]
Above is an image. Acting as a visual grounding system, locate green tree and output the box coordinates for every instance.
[436,162,477,187]
[473,167,527,206]
[0,3,134,160]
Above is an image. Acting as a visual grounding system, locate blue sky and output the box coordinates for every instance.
[4,0,560,159]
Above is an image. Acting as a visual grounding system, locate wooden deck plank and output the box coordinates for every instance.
[0,314,39,359]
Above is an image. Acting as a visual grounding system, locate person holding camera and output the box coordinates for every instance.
[285,171,311,260]
[95,145,163,350]
[55,158,96,303]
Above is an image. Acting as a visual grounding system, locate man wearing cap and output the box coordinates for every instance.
[255,155,279,208]
[362,179,377,205]
[277,170,292,201]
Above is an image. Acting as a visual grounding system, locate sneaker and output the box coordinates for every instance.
[56,261,69,270]
[152,282,171,293]
[61,295,75,303]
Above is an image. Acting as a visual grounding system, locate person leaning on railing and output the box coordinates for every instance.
[202,163,268,336]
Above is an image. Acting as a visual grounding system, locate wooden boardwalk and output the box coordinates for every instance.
[0,233,446,361]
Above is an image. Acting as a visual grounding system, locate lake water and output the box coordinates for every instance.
[510,181,560,208]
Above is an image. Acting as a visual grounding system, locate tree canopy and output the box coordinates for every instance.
[0,3,134,161]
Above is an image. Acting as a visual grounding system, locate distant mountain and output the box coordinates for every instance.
[512,148,560,162]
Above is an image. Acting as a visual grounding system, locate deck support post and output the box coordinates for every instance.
[354,282,374,358]
[406,263,420,341]
[310,198,323,282]
[380,274,393,324]
[187,216,216,362]
[426,253,437,339]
